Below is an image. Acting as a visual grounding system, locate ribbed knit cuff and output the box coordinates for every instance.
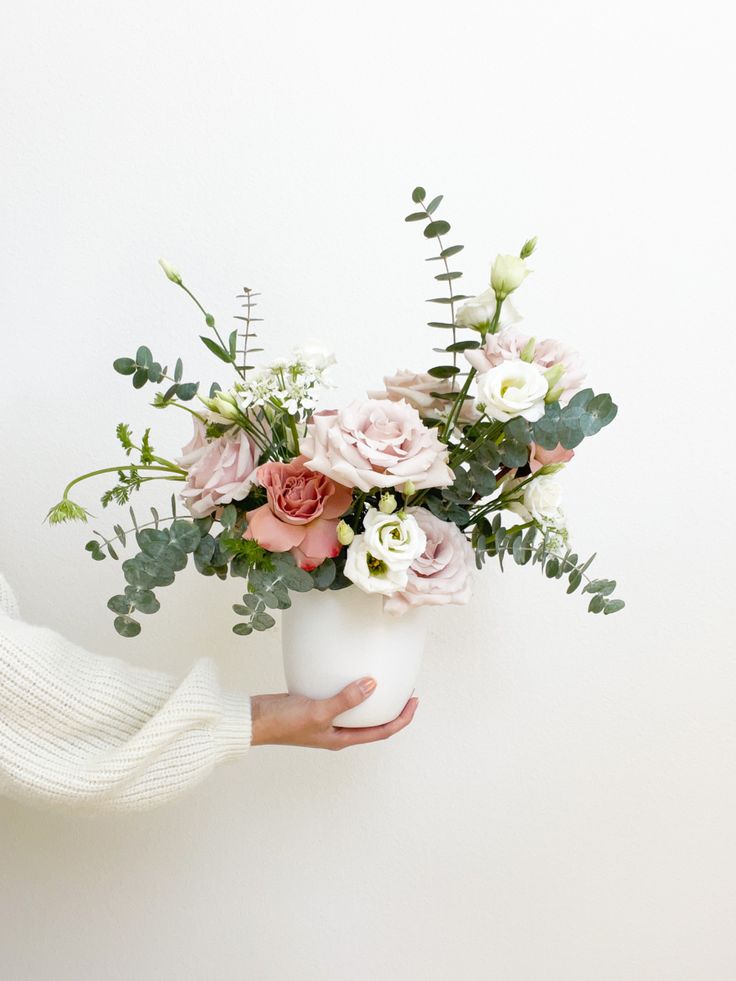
[216,692,253,759]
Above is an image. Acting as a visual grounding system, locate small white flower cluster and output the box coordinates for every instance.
[235,344,336,417]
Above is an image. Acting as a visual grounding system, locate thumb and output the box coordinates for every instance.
[321,677,377,721]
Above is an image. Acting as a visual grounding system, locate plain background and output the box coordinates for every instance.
[1,1,734,979]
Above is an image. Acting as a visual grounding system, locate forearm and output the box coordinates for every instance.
[0,609,251,811]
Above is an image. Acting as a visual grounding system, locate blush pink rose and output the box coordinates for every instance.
[383,507,475,616]
[466,326,585,403]
[368,369,480,424]
[528,442,575,474]
[300,399,453,493]
[180,428,259,519]
[244,457,352,571]
[176,417,210,469]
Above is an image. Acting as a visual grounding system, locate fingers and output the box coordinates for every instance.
[333,697,419,748]
[319,677,377,722]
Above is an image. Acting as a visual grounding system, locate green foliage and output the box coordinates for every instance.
[471,517,625,615]
[532,389,618,450]
[103,517,204,638]
[101,468,145,508]
[406,185,468,375]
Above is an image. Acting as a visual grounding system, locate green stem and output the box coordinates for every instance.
[441,368,476,444]
[62,465,182,501]
[177,281,238,375]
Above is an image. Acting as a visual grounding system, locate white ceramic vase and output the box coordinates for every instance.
[281,587,427,727]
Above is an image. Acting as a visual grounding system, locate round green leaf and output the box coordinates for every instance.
[411,186,426,203]
[424,220,451,239]
[107,594,132,615]
[252,612,276,631]
[113,357,136,376]
[114,615,141,638]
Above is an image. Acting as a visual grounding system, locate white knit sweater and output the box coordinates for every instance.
[0,572,252,811]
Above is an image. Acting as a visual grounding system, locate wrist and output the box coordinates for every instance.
[250,695,278,746]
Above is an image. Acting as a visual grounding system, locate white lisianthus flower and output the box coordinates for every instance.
[523,474,564,526]
[475,360,548,422]
[506,473,569,554]
[344,537,410,595]
[455,288,496,329]
[362,508,426,571]
[490,254,529,300]
[344,508,427,595]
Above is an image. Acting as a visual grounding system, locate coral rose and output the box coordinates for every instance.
[300,399,453,493]
[528,442,574,474]
[244,457,352,571]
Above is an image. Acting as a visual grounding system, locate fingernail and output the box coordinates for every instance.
[359,678,377,696]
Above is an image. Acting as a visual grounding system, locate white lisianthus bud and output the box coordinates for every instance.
[337,520,355,546]
[537,462,566,475]
[455,288,496,330]
[490,254,530,300]
[158,258,182,285]
[520,337,536,363]
[543,364,566,403]
[402,480,416,497]
[520,236,538,260]
[379,492,398,514]
[475,360,548,423]
[212,392,240,420]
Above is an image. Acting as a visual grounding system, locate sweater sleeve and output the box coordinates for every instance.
[0,572,252,812]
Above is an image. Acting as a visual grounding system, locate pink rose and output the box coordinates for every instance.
[528,442,575,473]
[369,369,479,424]
[244,457,352,571]
[180,428,259,519]
[300,399,453,493]
[466,326,585,403]
[176,416,210,469]
[383,507,475,615]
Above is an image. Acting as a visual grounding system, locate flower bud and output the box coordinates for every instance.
[490,254,530,301]
[545,384,565,404]
[543,364,566,403]
[401,480,416,497]
[379,492,398,514]
[213,394,240,420]
[520,337,536,363]
[537,462,566,475]
[158,258,182,285]
[337,520,355,546]
[520,236,538,260]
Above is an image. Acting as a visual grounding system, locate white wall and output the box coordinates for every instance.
[1,2,734,978]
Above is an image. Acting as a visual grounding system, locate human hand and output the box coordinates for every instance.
[250,678,419,750]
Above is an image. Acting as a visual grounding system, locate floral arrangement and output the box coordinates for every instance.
[48,186,623,638]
